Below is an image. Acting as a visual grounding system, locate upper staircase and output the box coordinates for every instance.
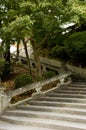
[0,79,86,130]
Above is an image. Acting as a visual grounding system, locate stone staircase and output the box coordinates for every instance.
[0,80,86,130]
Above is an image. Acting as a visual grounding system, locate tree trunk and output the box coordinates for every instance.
[2,42,10,80]
[13,41,20,64]
[30,34,48,79]
[30,38,42,79]
[22,39,32,75]
[33,49,42,79]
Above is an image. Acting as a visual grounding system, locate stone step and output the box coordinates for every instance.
[0,79,86,130]
[53,90,86,94]
[71,77,86,82]
[27,100,86,109]
[4,109,86,124]
[46,92,86,98]
[64,84,86,89]
[0,115,86,130]
[58,87,86,91]
[0,128,7,130]
[0,120,52,130]
[37,96,86,104]
[16,105,86,116]
[69,82,86,87]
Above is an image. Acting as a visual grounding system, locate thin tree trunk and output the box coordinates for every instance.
[33,49,42,78]
[13,41,20,64]
[30,38,42,78]
[22,39,32,75]
[2,42,10,80]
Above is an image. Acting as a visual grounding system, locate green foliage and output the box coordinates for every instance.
[62,0,68,6]
[51,45,69,61]
[1,0,86,70]
[49,31,86,66]
[66,0,86,24]
[44,71,56,79]
[8,15,33,39]
[15,74,33,88]
[65,31,86,65]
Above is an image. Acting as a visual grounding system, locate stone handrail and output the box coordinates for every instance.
[0,72,71,114]
[40,57,86,78]
[11,54,86,77]
[39,56,86,78]
[9,72,71,98]
[28,55,86,77]
[66,64,86,77]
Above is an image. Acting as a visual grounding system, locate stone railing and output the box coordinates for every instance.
[11,54,86,77]
[39,57,86,77]
[66,64,86,78]
[0,72,71,114]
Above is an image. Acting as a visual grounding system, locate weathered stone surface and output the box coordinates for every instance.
[0,73,70,114]
[0,79,86,130]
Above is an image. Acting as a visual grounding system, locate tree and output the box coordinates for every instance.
[0,0,24,79]
[7,15,33,75]
[1,0,86,79]
[63,0,86,31]
[19,0,65,78]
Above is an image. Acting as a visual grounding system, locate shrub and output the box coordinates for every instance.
[44,71,56,79]
[65,31,86,66]
[15,74,33,88]
[51,45,69,61]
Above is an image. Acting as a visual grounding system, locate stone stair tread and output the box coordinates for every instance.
[60,88,86,90]
[60,87,86,90]
[0,121,52,130]
[47,92,86,96]
[70,84,86,87]
[16,105,86,116]
[17,104,86,112]
[39,96,86,101]
[46,93,86,98]
[5,109,86,120]
[54,90,86,93]
[1,115,86,130]
[58,88,86,91]
[27,100,86,108]
[1,79,86,130]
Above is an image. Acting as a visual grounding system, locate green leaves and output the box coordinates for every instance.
[65,31,86,65]
[66,0,86,24]
[8,15,33,38]
[62,0,68,5]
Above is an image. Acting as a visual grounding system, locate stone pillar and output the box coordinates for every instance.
[41,65,46,72]
[59,77,65,84]
[0,87,10,114]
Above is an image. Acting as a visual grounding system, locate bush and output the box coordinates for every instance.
[51,45,69,61]
[44,71,56,79]
[65,31,86,66]
[15,74,33,88]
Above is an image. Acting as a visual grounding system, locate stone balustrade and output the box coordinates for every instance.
[0,72,71,114]
[11,54,86,77]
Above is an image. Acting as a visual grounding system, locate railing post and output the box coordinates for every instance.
[59,77,65,84]
[0,87,10,114]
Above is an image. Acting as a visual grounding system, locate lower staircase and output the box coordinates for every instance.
[0,79,86,130]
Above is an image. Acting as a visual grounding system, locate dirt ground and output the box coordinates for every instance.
[0,65,29,91]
